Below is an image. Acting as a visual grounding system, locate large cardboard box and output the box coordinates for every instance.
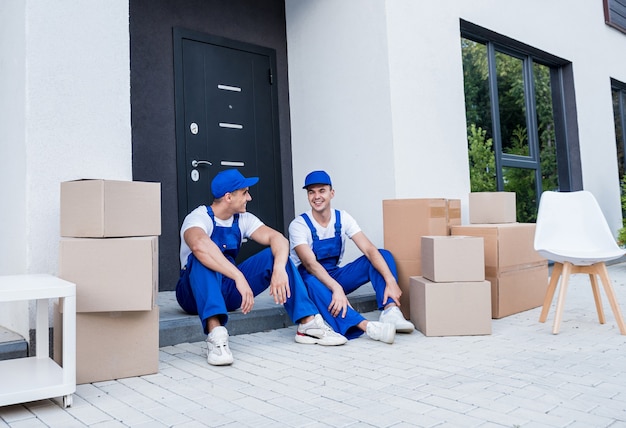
[54,305,159,384]
[487,263,548,318]
[469,192,516,224]
[421,236,485,282]
[59,236,158,312]
[383,198,449,261]
[450,223,543,272]
[395,259,421,319]
[61,179,161,238]
[409,276,492,336]
[451,223,547,318]
[384,198,461,319]
[447,199,462,233]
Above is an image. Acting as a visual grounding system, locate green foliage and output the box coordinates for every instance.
[462,38,559,224]
[467,124,496,192]
[617,175,626,246]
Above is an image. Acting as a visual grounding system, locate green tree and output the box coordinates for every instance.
[467,124,496,192]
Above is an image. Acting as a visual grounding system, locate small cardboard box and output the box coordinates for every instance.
[59,236,158,312]
[469,192,516,224]
[421,236,485,282]
[54,304,159,384]
[487,263,548,318]
[450,223,543,273]
[60,179,161,238]
[409,276,492,336]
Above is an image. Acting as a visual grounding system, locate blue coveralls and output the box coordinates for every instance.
[176,207,318,334]
[298,210,398,339]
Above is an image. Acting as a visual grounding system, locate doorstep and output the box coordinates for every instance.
[158,288,379,347]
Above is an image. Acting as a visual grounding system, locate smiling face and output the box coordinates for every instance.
[228,187,252,213]
[306,184,334,214]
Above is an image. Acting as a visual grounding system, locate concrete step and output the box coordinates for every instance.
[0,326,28,361]
[158,288,379,347]
[0,289,379,356]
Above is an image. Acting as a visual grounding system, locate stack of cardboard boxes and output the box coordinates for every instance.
[451,192,548,319]
[382,198,461,319]
[409,236,492,336]
[54,179,161,384]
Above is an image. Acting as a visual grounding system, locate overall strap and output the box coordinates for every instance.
[300,213,319,242]
[333,210,342,238]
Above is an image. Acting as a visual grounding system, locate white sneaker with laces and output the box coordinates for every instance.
[206,326,234,366]
[379,306,415,333]
[366,321,396,344]
[295,314,348,346]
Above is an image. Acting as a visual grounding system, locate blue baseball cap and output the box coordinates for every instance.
[303,170,332,189]
[211,169,259,198]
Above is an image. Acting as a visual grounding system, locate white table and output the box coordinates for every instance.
[0,275,76,408]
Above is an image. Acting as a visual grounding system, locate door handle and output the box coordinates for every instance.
[191,159,212,167]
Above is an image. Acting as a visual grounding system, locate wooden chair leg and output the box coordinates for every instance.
[539,262,562,323]
[552,262,572,334]
[596,263,626,335]
[588,272,606,324]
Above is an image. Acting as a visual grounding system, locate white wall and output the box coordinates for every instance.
[285,0,396,262]
[0,0,28,337]
[0,0,132,339]
[286,0,626,253]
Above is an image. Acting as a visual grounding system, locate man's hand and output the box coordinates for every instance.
[383,279,403,307]
[269,265,291,304]
[235,277,255,314]
[329,287,352,318]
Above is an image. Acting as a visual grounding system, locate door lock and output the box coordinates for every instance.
[191,159,212,167]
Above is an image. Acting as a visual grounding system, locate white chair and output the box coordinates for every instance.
[534,190,626,335]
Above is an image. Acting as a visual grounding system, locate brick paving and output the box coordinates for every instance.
[2,263,626,427]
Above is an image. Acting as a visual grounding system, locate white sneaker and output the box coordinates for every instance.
[366,321,395,344]
[206,326,234,366]
[379,306,415,333]
[295,314,348,346]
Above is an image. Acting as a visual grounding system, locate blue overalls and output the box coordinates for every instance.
[298,210,398,339]
[176,207,318,334]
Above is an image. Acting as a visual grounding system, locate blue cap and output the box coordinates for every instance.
[211,169,259,198]
[303,170,332,189]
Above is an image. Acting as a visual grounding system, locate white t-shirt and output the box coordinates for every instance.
[179,205,264,268]
[288,209,361,267]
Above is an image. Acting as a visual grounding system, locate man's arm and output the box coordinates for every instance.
[249,225,291,305]
[294,243,352,318]
[351,231,402,307]
[183,226,254,313]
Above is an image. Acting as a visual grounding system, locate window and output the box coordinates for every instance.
[604,0,626,35]
[612,79,626,215]
[461,20,582,222]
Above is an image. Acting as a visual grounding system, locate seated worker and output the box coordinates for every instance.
[289,170,415,344]
[176,169,347,366]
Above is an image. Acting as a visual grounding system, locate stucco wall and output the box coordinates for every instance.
[286,1,396,263]
[286,0,626,248]
[0,0,131,338]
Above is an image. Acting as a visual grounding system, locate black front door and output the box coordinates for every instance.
[174,29,283,261]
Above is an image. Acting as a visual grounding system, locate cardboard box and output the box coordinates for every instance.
[421,236,485,282]
[383,198,449,261]
[450,223,543,273]
[61,179,161,238]
[394,258,421,319]
[59,236,158,312]
[409,276,492,336]
[447,199,462,233]
[469,192,516,224]
[54,304,159,384]
[487,263,548,318]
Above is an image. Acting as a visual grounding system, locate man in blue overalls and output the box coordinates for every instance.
[289,170,415,344]
[177,169,347,366]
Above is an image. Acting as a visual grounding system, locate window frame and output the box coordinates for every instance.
[461,20,583,198]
